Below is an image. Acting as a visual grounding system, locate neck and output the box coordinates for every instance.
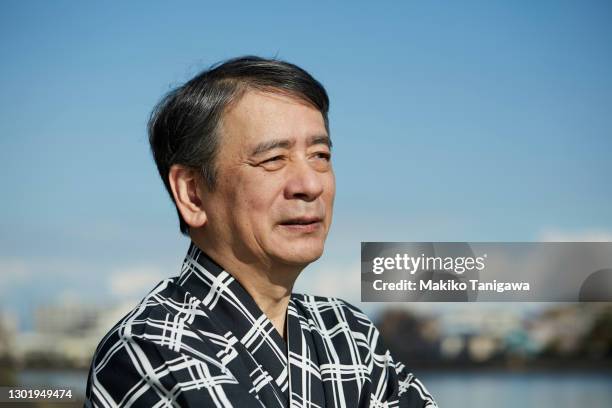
[191,236,303,340]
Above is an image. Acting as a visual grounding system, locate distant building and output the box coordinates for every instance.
[0,310,18,357]
[12,300,134,368]
[34,301,100,336]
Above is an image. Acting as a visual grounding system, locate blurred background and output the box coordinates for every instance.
[1,1,611,407]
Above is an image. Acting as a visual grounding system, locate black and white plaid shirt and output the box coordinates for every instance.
[86,243,437,407]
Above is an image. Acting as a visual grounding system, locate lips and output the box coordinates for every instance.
[279,216,322,226]
[279,216,323,232]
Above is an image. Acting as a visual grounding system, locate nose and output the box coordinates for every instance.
[284,158,325,202]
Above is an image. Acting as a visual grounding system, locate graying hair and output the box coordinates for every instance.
[148,56,330,235]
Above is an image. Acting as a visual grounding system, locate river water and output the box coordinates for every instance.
[17,369,612,407]
[420,371,612,407]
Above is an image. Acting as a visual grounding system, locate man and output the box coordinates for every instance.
[85,56,437,407]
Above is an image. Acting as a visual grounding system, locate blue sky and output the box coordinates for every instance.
[1,1,611,328]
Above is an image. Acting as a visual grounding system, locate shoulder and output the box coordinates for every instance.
[86,278,237,406]
[291,293,365,315]
[87,278,228,371]
[291,293,368,319]
[291,293,376,331]
[92,278,177,357]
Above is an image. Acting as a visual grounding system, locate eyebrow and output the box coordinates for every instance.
[250,134,332,156]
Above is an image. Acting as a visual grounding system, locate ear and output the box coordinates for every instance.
[168,164,208,229]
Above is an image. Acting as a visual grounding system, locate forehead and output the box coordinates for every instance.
[219,90,327,152]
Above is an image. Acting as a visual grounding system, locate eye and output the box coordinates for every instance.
[310,151,332,171]
[261,155,283,164]
[258,155,286,171]
[314,151,331,161]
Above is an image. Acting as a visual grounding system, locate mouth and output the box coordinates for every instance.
[279,216,323,233]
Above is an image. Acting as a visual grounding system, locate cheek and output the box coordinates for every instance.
[324,174,336,203]
[236,176,282,218]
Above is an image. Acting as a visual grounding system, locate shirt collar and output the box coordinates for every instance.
[177,242,290,398]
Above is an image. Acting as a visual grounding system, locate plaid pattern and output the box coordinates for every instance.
[85,243,437,407]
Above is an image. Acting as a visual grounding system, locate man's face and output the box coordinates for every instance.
[202,90,335,268]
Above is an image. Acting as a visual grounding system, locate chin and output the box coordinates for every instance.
[274,242,325,266]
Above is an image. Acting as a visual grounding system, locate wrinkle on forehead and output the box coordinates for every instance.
[217,90,328,159]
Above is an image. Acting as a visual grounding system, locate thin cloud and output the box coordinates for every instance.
[538,228,612,242]
[108,266,165,298]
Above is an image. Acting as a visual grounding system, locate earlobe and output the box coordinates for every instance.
[168,165,208,228]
